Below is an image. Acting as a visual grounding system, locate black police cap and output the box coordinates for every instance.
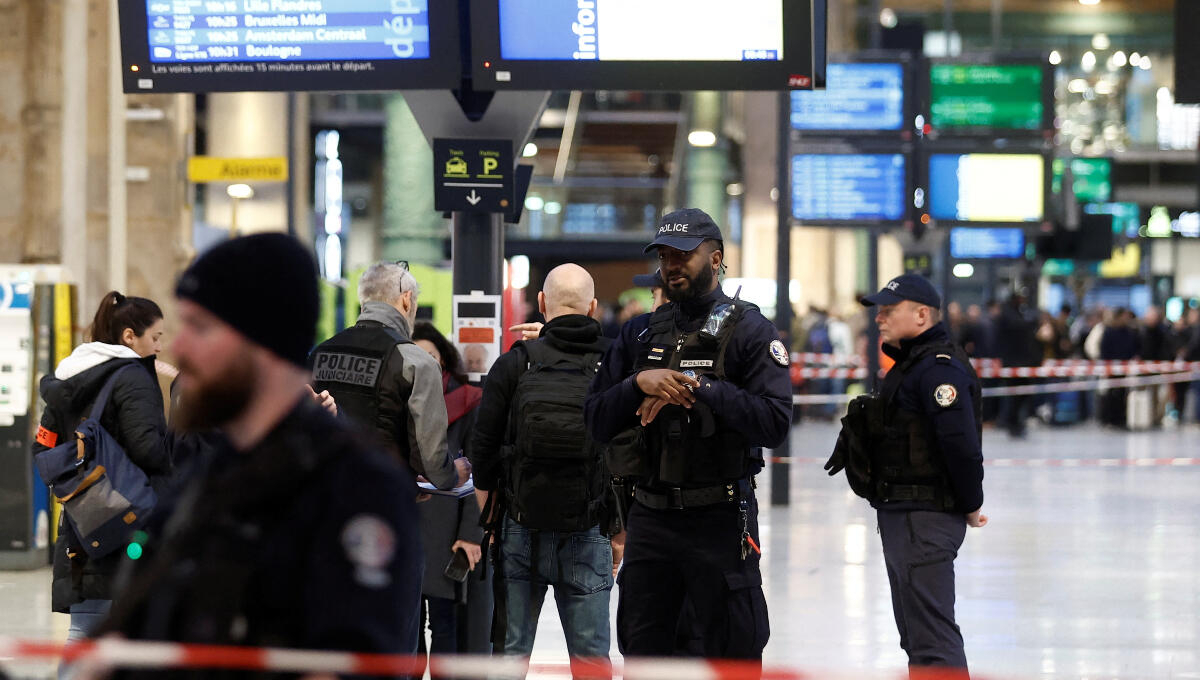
[643,208,724,253]
[860,273,943,309]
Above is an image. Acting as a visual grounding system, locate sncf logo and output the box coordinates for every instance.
[886,281,900,291]
[659,223,690,233]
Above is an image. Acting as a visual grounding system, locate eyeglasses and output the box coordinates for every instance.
[393,260,410,271]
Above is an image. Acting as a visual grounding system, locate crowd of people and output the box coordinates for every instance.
[26,207,1000,680]
[28,212,794,680]
[945,298,1200,431]
[786,291,1200,434]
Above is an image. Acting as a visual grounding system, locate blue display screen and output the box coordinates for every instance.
[950,227,1026,259]
[144,0,431,63]
[792,154,907,221]
[791,63,904,131]
[928,153,1045,222]
[496,0,785,62]
[1084,202,1141,237]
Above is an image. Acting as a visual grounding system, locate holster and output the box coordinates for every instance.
[609,477,634,532]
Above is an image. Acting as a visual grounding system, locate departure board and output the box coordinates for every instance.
[469,0,823,90]
[929,63,1045,131]
[145,0,431,62]
[497,0,784,62]
[791,62,905,131]
[950,227,1026,259]
[792,154,908,222]
[929,153,1045,222]
[1053,158,1113,203]
[119,0,460,92]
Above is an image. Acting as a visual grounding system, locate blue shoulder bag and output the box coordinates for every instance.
[34,363,158,559]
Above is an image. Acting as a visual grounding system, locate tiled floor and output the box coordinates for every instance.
[3,422,1198,679]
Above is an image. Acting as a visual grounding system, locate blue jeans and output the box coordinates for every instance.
[499,517,612,667]
[60,599,111,680]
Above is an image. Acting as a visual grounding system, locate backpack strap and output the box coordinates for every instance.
[88,363,141,421]
[523,339,600,375]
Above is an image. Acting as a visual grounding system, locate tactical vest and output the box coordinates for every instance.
[310,322,411,460]
[623,298,757,487]
[875,342,983,511]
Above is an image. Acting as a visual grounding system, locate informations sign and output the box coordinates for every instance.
[949,227,1026,259]
[791,62,905,132]
[929,64,1045,131]
[792,154,907,222]
[928,153,1045,222]
[432,139,514,214]
[497,0,784,62]
[1053,158,1113,203]
[119,0,460,92]
[470,0,823,90]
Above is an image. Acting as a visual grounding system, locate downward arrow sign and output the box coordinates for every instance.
[466,190,482,205]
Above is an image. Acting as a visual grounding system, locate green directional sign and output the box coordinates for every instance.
[930,64,1044,131]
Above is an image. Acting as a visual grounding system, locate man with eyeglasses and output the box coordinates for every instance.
[310,261,470,492]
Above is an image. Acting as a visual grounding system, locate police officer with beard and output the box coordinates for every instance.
[826,274,987,677]
[584,208,791,663]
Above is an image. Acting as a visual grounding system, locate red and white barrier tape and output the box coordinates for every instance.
[0,636,1003,680]
[766,456,1200,467]
[793,370,1200,405]
[792,360,1200,380]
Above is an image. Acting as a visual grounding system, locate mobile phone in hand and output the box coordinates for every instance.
[444,548,470,582]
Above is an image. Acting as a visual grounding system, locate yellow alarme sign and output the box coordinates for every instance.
[188,157,289,183]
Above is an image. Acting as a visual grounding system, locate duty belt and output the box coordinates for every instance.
[634,483,739,510]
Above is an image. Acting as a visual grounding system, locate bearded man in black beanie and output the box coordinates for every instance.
[98,233,422,677]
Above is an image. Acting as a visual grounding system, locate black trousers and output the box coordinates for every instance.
[616,497,769,660]
[877,509,968,671]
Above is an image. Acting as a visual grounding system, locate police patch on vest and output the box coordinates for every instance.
[341,514,395,589]
[679,359,714,368]
[312,352,383,387]
[934,383,958,407]
[769,340,789,366]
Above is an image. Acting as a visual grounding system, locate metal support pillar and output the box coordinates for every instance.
[451,211,504,295]
[771,91,793,507]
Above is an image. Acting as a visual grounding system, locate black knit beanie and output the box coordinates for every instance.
[175,233,319,368]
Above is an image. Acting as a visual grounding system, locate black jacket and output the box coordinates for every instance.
[585,288,792,449]
[34,354,169,612]
[418,376,485,601]
[102,400,422,674]
[470,314,611,493]
[880,324,985,513]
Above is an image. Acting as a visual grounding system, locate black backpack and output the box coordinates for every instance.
[504,340,605,532]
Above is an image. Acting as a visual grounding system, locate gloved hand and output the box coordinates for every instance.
[824,431,847,476]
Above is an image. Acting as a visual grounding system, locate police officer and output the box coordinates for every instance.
[309,261,470,492]
[826,273,988,676]
[585,208,791,662]
[632,270,667,313]
[99,234,423,676]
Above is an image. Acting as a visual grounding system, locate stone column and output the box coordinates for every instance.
[0,0,194,338]
[0,0,65,265]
